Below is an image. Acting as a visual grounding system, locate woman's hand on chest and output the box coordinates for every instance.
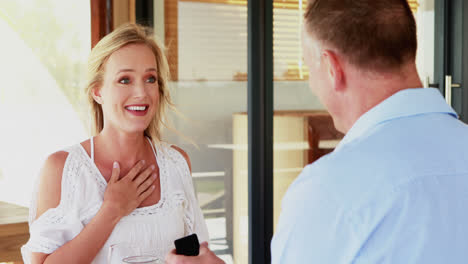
[101,160,159,218]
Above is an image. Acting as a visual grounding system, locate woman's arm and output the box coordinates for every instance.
[32,203,122,264]
[31,155,157,264]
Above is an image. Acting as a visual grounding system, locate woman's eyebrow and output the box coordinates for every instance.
[116,69,134,74]
[115,68,156,74]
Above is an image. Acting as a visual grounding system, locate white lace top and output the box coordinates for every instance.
[21,139,209,263]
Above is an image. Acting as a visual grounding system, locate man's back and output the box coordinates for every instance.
[272,88,468,263]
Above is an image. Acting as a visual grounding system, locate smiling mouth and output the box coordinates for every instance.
[125,105,150,116]
[125,105,148,111]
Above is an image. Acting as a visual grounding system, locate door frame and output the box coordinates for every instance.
[434,0,468,122]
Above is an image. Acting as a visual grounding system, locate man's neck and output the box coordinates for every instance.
[340,63,423,133]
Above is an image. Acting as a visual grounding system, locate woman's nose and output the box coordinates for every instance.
[132,80,147,98]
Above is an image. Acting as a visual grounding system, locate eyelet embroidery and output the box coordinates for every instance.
[76,141,190,217]
[24,141,198,258]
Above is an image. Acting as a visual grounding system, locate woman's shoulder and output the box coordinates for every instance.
[35,151,70,219]
[43,141,86,170]
[169,145,192,172]
[35,141,87,218]
[42,146,79,183]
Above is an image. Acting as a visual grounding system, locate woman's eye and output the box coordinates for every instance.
[119,77,130,84]
[146,76,157,83]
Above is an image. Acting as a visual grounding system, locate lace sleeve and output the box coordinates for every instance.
[21,147,84,263]
[172,149,210,244]
[21,205,84,261]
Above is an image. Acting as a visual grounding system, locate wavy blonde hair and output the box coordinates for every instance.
[85,23,175,142]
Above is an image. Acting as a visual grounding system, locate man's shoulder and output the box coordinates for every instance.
[284,134,405,214]
[283,152,370,214]
[285,111,468,208]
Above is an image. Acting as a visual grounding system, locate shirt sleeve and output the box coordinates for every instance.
[21,205,84,263]
[271,167,360,264]
[183,165,209,243]
[175,151,210,244]
[21,149,85,263]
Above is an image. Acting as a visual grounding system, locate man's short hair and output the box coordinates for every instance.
[304,0,417,72]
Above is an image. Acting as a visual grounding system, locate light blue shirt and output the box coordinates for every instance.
[271,88,468,264]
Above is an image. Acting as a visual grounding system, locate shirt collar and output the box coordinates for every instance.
[335,88,458,150]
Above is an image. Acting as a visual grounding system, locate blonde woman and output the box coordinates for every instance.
[21,23,209,264]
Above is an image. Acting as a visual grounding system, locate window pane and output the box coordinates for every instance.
[159,1,248,263]
[273,1,308,81]
[178,2,247,81]
[0,0,90,206]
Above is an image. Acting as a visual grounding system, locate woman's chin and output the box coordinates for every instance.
[121,124,151,134]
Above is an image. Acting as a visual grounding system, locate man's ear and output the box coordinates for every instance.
[92,86,103,105]
[322,50,345,92]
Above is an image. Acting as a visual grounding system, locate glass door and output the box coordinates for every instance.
[429,0,467,122]
[128,1,468,263]
[129,1,249,263]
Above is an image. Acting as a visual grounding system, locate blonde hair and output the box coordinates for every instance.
[85,23,175,142]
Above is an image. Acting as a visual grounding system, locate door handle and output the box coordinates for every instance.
[445,75,461,106]
[423,76,439,88]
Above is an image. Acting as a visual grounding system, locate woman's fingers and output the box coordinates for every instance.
[165,249,178,263]
[125,160,146,181]
[107,160,159,212]
[109,161,120,183]
[137,173,157,195]
[133,164,155,186]
[198,242,210,255]
[138,184,155,202]
[200,241,209,247]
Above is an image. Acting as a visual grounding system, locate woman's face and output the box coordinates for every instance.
[94,43,160,134]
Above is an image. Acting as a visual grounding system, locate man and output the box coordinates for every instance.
[271,0,468,263]
[167,0,468,263]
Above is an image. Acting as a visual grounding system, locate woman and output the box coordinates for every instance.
[21,23,209,263]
